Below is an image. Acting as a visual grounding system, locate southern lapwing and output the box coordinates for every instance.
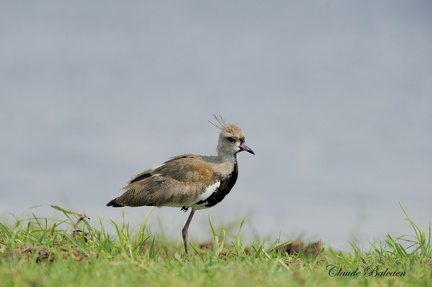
[107,115,254,254]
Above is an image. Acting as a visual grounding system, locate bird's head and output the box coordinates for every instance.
[210,115,255,158]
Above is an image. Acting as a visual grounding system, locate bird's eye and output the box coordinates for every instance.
[227,137,236,143]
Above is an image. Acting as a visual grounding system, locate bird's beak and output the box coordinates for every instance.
[240,143,255,155]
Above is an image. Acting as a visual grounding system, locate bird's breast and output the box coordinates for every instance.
[191,160,239,209]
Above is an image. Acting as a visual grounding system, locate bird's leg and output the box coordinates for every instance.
[182,209,195,255]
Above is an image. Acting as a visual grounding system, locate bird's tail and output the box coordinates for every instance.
[106,198,123,207]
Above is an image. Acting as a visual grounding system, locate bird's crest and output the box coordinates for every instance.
[208,113,227,130]
[209,114,244,138]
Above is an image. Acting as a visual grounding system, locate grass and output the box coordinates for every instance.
[0,204,431,287]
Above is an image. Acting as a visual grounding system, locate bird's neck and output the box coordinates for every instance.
[216,151,237,164]
[208,153,237,177]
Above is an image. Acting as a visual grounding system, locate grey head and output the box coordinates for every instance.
[209,115,255,160]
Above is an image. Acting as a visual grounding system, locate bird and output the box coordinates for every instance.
[106,115,255,254]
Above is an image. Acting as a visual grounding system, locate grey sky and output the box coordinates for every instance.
[1,1,431,248]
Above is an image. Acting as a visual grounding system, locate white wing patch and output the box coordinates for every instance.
[197,181,220,202]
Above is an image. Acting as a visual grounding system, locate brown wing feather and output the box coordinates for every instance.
[113,155,217,207]
[153,154,214,182]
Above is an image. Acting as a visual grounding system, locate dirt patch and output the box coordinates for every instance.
[3,244,56,263]
[2,241,89,263]
[199,239,323,258]
[199,240,229,255]
[278,240,323,257]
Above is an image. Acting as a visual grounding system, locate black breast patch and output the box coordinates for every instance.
[194,160,239,208]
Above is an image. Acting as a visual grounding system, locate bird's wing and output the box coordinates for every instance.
[117,155,218,207]
[127,154,214,184]
[152,154,215,182]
